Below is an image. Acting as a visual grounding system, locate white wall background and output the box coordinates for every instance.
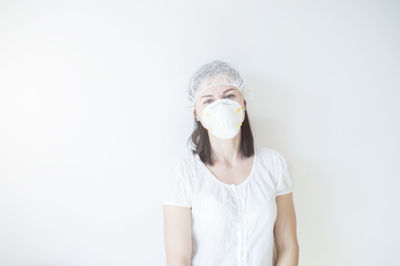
[0,0,399,265]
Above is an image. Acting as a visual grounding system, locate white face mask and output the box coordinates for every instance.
[198,98,245,139]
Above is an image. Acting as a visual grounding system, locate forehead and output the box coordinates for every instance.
[197,73,237,95]
[199,84,236,97]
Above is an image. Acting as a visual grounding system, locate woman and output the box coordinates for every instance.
[162,60,299,266]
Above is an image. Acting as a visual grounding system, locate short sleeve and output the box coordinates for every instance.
[274,151,294,196]
[162,160,194,208]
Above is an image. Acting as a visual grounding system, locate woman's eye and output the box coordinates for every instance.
[204,94,234,104]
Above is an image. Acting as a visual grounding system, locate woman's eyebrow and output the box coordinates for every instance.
[200,88,236,99]
[223,88,236,94]
[201,94,213,99]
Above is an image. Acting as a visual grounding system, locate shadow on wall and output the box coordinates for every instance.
[247,75,339,266]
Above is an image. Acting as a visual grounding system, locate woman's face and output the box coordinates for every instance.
[193,84,246,122]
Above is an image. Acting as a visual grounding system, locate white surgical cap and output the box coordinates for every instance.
[188,60,247,110]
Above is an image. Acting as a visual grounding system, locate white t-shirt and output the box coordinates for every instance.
[162,146,294,266]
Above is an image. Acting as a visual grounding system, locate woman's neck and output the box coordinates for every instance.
[208,130,242,165]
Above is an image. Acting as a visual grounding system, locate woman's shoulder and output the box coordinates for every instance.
[180,151,198,165]
[255,145,288,165]
[176,146,286,169]
[172,151,199,175]
[178,146,282,163]
[256,145,278,158]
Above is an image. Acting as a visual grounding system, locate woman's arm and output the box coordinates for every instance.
[274,192,299,266]
[163,205,192,266]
